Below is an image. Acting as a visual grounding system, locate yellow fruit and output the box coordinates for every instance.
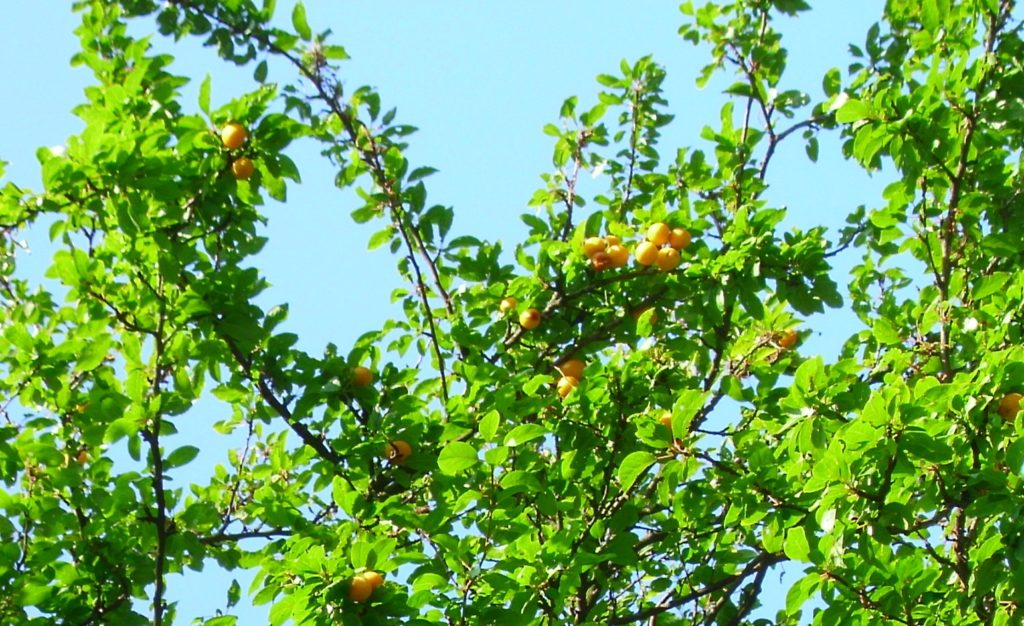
[655,247,681,272]
[999,392,1022,422]
[605,235,621,246]
[634,241,659,266]
[76,450,89,464]
[352,366,374,387]
[591,250,613,271]
[646,223,670,246]
[557,359,585,380]
[668,228,691,250]
[220,122,247,150]
[778,329,799,350]
[520,308,541,330]
[606,244,629,268]
[231,157,255,180]
[659,412,673,429]
[385,440,412,465]
[499,296,518,314]
[359,571,384,589]
[556,376,579,398]
[348,575,374,602]
[583,237,607,258]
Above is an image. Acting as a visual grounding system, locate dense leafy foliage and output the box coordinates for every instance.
[2,1,1023,625]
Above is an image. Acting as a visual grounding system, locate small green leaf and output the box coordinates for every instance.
[784,526,811,562]
[503,424,547,447]
[198,74,211,114]
[872,318,901,345]
[291,2,311,40]
[835,98,872,123]
[438,441,478,474]
[166,445,200,469]
[617,451,656,493]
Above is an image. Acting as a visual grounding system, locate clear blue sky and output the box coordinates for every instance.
[0,2,885,623]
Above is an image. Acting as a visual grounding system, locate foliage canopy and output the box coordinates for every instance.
[2,1,1024,625]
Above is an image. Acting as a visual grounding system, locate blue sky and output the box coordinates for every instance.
[0,2,886,623]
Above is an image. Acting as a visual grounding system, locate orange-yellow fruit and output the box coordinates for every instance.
[605,235,621,246]
[778,329,799,350]
[385,440,412,465]
[231,157,255,180]
[668,228,691,250]
[557,359,585,380]
[358,571,385,589]
[499,296,518,314]
[999,392,1022,422]
[659,412,673,429]
[352,366,374,387]
[520,308,541,330]
[583,237,608,258]
[655,247,681,272]
[76,450,89,464]
[220,122,247,150]
[591,250,613,271]
[634,241,659,266]
[348,575,374,602]
[556,376,579,398]
[606,244,629,268]
[646,223,671,246]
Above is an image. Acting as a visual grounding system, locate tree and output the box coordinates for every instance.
[1,0,1022,624]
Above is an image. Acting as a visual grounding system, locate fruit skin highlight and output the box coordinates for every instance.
[999,392,1022,422]
[519,308,541,330]
[220,122,247,149]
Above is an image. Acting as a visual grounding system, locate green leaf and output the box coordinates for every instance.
[835,98,873,123]
[104,416,140,443]
[198,74,211,114]
[291,2,311,40]
[438,441,478,474]
[872,318,901,345]
[166,445,201,469]
[784,526,811,562]
[617,451,656,493]
[503,424,547,447]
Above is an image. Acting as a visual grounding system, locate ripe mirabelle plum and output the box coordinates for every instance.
[999,392,1022,422]
[647,223,670,246]
[583,237,607,258]
[606,244,629,268]
[557,376,579,398]
[385,440,412,465]
[668,228,691,250]
[221,122,247,149]
[557,359,585,380]
[519,308,542,330]
[634,241,659,266]
[656,247,681,271]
